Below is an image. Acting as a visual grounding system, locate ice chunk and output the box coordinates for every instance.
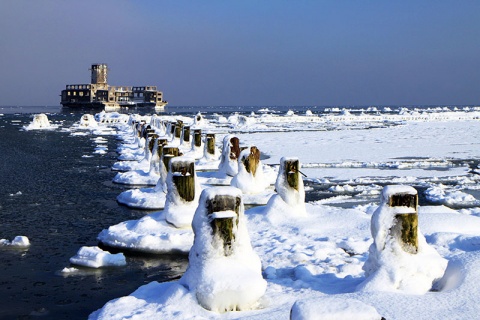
[69,246,126,268]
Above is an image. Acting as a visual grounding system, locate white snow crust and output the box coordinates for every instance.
[57,109,480,319]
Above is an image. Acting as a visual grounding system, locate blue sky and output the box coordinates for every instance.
[0,0,479,106]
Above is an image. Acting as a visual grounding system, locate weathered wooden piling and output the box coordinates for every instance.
[284,158,300,191]
[171,159,196,202]
[174,120,184,139]
[388,192,418,254]
[205,133,216,156]
[193,129,202,147]
[243,146,260,176]
[162,147,180,170]
[136,123,144,138]
[147,134,159,153]
[155,138,168,158]
[142,125,152,139]
[206,194,241,256]
[183,126,191,143]
[229,137,241,161]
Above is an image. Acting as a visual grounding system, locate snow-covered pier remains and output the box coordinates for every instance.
[290,297,382,320]
[180,187,266,312]
[82,108,480,319]
[358,185,447,294]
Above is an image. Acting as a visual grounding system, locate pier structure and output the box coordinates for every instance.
[60,64,167,109]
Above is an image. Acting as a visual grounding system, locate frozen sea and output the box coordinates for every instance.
[1,104,480,319]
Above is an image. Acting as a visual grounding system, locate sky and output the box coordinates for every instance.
[0,0,479,107]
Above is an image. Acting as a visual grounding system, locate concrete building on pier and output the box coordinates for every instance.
[60,64,167,109]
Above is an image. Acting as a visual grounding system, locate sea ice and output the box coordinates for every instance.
[69,246,126,268]
[0,236,30,247]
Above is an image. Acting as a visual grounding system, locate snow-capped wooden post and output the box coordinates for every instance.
[194,129,202,147]
[167,121,175,135]
[174,120,183,139]
[205,133,216,156]
[171,159,196,202]
[162,147,180,170]
[157,138,168,147]
[146,127,156,137]
[183,126,191,143]
[206,194,241,256]
[147,134,159,153]
[243,146,260,176]
[284,158,300,191]
[155,138,168,158]
[229,137,241,161]
[388,190,419,254]
[142,125,152,139]
[136,123,144,138]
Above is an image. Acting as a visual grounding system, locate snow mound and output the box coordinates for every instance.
[231,146,270,194]
[23,113,57,130]
[79,114,98,128]
[291,297,382,320]
[69,246,126,268]
[218,134,240,176]
[265,157,306,221]
[180,186,266,312]
[97,211,193,254]
[358,185,447,294]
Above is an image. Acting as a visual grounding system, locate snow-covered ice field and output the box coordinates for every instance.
[23,107,480,319]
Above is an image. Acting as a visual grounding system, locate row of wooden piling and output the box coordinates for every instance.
[133,118,420,255]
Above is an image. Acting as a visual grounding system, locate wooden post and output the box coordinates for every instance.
[169,122,176,135]
[389,193,418,254]
[147,134,159,153]
[183,126,191,143]
[174,120,183,139]
[157,138,168,147]
[284,159,300,191]
[206,133,216,156]
[162,147,180,170]
[136,123,144,138]
[206,195,241,256]
[193,129,202,147]
[156,142,165,159]
[171,159,196,202]
[243,146,260,176]
[229,137,241,160]
[142,125,152,139]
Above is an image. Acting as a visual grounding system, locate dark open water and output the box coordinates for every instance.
[0,109,188,319]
